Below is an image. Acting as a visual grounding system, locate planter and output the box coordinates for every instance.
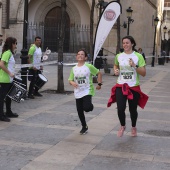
[158,57,165,65]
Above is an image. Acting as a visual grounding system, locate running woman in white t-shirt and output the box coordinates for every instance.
[69,49,102,134]
[111,36,147,137]
[0,37,18,122]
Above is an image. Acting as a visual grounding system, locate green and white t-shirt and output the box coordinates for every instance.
[68,63,99,99]
[115,51,146,87]
[28,44,42,69]
[0,50,15,83]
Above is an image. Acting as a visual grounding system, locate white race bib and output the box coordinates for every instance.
[75,76,88,87]
[120,71,134,82]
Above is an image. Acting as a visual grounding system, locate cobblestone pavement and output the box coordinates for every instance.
[0,62,170,170]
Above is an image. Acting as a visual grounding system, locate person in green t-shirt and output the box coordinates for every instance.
[27,36,43,99]
[0,37,18,122]
[113,35,147,137]
[68,49,102,134]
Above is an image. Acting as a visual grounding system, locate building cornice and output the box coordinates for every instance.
[146,0,157,10]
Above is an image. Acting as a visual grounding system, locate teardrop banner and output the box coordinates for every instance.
[93,1,122,63]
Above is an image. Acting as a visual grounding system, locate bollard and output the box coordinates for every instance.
[151,57,155,67]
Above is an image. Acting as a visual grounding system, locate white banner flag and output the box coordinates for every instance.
[93,1,121,63]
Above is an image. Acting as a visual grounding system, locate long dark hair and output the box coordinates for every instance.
[2,37,17,55]
[122,35,136,51]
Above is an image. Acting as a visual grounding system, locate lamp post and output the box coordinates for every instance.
[163,26,167,39]
[97,0,108,18]
[20,0,28,89]
[93,0,108,78]
[126,7,134,35]
[151,16,159,67]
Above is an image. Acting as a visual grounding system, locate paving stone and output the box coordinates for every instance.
[24,112,80,127]
[22,161,75,170]
[74,155,170,170]
[95,131,170,157]
[138,110,170,121]
[0,145,44,170]
[0,125,73,145]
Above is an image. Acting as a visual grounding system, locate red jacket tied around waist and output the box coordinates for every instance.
[107,83,149,109]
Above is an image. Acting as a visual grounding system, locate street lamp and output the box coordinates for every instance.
[126,7,134,35]
[20,0,28,89]
[151,16,159,67]
[163,26,167,39]
[96,0,108,18]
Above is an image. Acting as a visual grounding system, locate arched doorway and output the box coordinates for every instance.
[44,7,70,52]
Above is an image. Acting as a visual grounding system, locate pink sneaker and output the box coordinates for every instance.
[117,126,126,137]
[131,127,137,137]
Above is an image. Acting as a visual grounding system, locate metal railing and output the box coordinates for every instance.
[27,22,90,53]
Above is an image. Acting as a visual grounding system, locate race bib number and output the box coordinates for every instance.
[75,76,88,86]
[120,71,134,82]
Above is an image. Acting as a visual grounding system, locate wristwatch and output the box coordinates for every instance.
[134,65,139,69]
[98,83,102,86]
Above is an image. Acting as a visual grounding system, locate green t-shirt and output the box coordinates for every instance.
[115,51,145,87]
[0,50,15,83]
[68,63,99,99]
[28,45,36,64]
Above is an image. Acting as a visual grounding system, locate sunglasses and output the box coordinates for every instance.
[15,42,17,45]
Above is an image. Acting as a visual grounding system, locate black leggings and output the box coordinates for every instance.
[115,87,140,127]
[0,83,12,115]
[76,95,93,127]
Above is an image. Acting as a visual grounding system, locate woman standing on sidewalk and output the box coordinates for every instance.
[0,37,18,122]
[107,36,148,137]
[69,49,102,135]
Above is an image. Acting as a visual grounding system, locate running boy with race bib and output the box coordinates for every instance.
[69,49,102,134]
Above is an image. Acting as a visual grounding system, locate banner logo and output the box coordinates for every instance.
[104,10,116,21]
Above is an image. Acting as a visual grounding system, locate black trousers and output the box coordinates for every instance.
[76,95,94,127]
[28,69,41,95]
[115,87,140,127]
[0,83,12,115]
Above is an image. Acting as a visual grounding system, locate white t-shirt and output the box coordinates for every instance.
[115,51,145,87]
[68,63,99,99]
[28,44,42,69]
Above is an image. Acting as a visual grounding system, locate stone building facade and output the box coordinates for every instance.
[0,0,164,62]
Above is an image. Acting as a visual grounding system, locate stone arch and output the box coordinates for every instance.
[86,0,92,9]
[33,0,80,25]
[16,0,81,24]
[43,6,70,52]
[16,0,91,52]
